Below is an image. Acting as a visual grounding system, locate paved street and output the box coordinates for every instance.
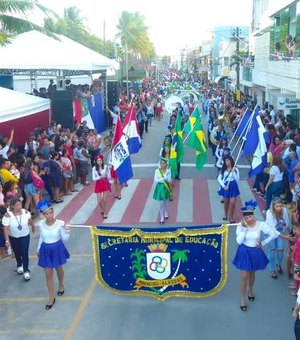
[0,110,297,340]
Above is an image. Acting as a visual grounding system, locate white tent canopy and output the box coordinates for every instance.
[0,86,50,123]
[0,30,118,74]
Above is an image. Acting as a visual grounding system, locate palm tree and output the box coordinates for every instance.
[44,6,114,58]
[116,11,155,94]
[171,249,189,277]
[116,11,155,59]
[159,249,189,293]
[63,6,84,26]
[0,0,56,45]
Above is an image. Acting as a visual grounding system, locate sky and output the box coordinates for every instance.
[38,0,253,56]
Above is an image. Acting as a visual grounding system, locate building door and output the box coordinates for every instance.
[287,109,300,127]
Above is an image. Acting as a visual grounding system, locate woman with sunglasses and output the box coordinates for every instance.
[265,197,291,279]
[233,200,293,312]
[2,197,36,281]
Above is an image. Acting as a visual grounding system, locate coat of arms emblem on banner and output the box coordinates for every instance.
[132,244,188,292]
[146,244,171,280]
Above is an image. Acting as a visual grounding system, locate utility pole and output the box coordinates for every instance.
[232,27,241,102]
[210,52,213,81]
[103,20,106,56]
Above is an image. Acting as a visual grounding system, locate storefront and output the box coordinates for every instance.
[277,96,300,126]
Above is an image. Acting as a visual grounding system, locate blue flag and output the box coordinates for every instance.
[111,117,133,184]
[235,108,252,138]
[122,105,142,154]
[243,108,269,177]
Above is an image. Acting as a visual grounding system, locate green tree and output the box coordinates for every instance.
[116,11,155,61]
[0,0,56,45]
[44,6,114,58]
[64,6,84,26]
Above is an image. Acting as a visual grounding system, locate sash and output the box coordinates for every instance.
[222,171,232,187]
[158,169,172,196]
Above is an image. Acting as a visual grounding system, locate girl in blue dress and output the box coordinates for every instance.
[36,199,70,310]
[232,200,293,311]
[217,156,240,223]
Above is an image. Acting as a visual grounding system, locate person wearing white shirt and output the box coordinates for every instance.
[36,199,70,310]
[24,134,39,156]
[233,201,280,312]
[0,129,14,159]
[265,156,285,210]
[153,158,172,224]
[265,197,290,279]
[282,142,300,161]
[3,197,35,281]
[92,154,111,219]
[217,156,240,223]
[109,109,119,132]
[269,105,276,124]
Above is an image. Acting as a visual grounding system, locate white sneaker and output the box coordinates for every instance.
[17,266,23,275]
[23,272,30,281]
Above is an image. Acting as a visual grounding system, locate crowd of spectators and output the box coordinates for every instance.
[0,119,103,258]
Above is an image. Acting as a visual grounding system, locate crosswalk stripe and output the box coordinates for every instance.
[53,184,83,216]
[104,179,140,224]
[56,183,94,221]
[194,179,212,224]
[168,181,180,224]
[207,179,224,224]
[139,182,158,223]
[56,178,265,226]
[70,193,97,224]
[120,179,153,225]
[177,179,193,222]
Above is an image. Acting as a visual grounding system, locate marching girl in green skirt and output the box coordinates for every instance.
[159,135,176,200]
[153,157,172,224]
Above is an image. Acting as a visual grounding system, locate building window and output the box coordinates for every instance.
[270,3,299,60]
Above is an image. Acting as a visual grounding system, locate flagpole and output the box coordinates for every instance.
[182,109,201,144]
[230,105,258,154]
[67,224,92,229]
[123,101,135,139]
[183,123,196,144]
[228,107,248,147]
[107,113,121,166]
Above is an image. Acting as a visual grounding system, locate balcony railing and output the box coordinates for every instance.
[269,52,300,61]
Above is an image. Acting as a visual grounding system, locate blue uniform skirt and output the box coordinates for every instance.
[38,240,70,268]
[218,180,240,198]
[232,244,269,271]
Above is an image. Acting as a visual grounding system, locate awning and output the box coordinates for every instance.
[214,76,228,84]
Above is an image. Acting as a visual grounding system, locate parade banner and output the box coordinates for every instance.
[91,225,228,301]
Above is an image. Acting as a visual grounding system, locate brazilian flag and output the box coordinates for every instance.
[168,115,184,177]
[183,107,207,170]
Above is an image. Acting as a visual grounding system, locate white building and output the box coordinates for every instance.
[247,0,300,125]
